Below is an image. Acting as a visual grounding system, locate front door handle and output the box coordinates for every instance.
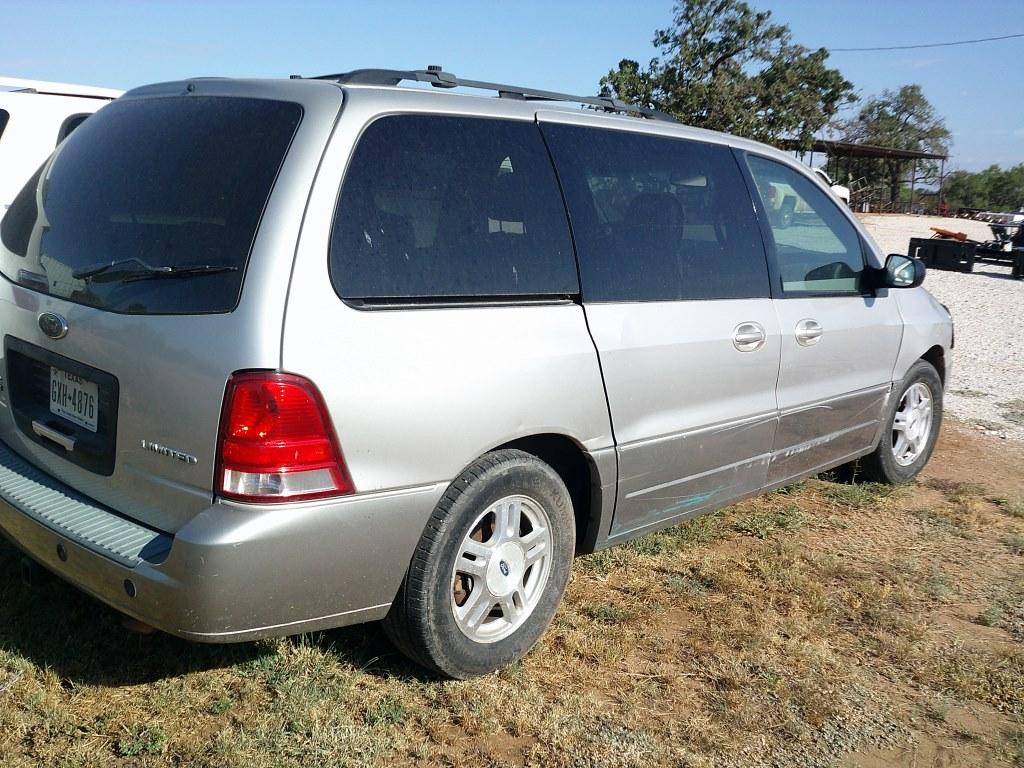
[795,318,823,346]
[732,322,766,352]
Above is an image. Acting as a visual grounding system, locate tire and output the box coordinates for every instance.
[861,360,943,484]
[383,449,575,678]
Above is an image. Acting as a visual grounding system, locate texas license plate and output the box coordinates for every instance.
[49,367,99,433]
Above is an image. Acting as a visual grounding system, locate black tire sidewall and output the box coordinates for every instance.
[874,361,943,483]
[415,454,575,678]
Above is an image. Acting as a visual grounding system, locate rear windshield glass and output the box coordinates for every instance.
[330,115,577,302]
[0,96,301,314]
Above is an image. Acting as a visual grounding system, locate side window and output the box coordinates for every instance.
[745,154,864,295]
[56,113,90,144]
[329,115,577,302]
[540,123,769,302]
[0,109,9,142]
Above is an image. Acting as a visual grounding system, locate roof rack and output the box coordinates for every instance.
[306,65,677,123]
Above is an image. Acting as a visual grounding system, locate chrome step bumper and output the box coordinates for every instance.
[0,439,169,567]
[0,438,445,642]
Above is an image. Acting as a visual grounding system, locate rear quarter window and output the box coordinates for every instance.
[329,115,578,302]
[0,96,302,314]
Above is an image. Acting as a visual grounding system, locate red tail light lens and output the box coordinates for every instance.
[216,372,354,502]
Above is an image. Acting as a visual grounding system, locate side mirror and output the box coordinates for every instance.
[883,253,926,288]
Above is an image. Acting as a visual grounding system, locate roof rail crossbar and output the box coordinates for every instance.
[311,67,676,123]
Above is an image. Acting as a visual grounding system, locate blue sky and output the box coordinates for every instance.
[2,0,1021,171]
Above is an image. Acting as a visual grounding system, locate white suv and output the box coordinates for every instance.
[0,77,122,212]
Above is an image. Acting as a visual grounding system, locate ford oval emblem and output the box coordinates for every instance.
[38,312,69,340]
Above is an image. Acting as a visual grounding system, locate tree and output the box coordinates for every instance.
[599,0,854,148]
[944,164,1024,211]
[840,85,951,205]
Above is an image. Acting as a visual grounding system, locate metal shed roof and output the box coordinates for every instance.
[777,138,947,161]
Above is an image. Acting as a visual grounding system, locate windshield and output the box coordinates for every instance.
[0,95,301,314]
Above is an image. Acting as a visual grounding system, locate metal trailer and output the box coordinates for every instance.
[976,220,1024,264]
[908,236,976,273]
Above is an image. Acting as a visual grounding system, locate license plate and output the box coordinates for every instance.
[49,367,99,433]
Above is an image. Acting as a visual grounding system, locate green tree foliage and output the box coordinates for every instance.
[840,85,951,205]
[944,165,1024,211]
[599,0,854,148]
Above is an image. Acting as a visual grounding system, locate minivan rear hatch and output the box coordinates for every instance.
[0,85,332,533]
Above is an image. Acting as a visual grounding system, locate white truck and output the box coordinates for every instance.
[812,167,851,206]
[0,77,122,212]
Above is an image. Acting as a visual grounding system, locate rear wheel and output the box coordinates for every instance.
[861,360,943,484]
[383,450,575,678]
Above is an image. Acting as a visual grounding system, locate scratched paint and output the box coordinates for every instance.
[656,489,721,517]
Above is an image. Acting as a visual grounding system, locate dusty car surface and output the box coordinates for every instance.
[0,68,951,678]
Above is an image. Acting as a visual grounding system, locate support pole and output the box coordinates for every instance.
[939,157,946,215]
[910,159,918,214]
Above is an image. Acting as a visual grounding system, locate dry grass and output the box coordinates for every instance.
[1,450,1022,766]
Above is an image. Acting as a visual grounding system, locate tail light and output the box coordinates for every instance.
[216,371,354,503]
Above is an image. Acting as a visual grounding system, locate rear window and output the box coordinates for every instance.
[0,96,301,314]
[330,115,577,302]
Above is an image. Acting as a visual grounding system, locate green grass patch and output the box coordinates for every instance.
[974,588,1024,649]
[581,603,632,624]
[769,480,807,497]
[910,508,971,538]
[994,729,1024,767]
[365,695,408,727]
[919,645,1024,718]
[664,569,716,596]
[579,512,724,575]
[924,563,954,602]
[924,478,986,503]
[117,723,167,757]
[732,505,804,539]
[208,696,234,715]
[988,496,1024,520]
[816,480,899,509]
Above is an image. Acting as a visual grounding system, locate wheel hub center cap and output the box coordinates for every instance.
[486,543,525,597]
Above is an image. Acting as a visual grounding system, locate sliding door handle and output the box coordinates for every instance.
[795,319,823,346]
[732,322,767,352]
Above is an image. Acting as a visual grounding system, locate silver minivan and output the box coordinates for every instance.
[0,68,952,678]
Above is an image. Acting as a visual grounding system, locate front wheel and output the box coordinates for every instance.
[383,450,576,678]
[861,360,943,483]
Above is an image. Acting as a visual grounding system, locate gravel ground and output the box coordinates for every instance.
[859,214,1024,441]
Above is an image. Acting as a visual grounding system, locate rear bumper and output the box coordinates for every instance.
[0,441,445,642]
